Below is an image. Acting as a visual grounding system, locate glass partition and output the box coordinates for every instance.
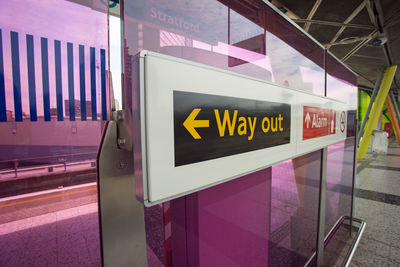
[325,53,357,232]
[123,0,355,266]
[0,0,359,266]
[124,0,325,96]
[270,152,322,265]
[0,0,108,265]
[323,53,357,265]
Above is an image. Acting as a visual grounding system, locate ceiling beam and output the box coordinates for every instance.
[293,18,375,29]
[374,0,391,64]
[384,16,400,29]
[303,0,323,32]
[347,67,375,86]
[373,0,400,91]
[341,29,378,62]
[351,53,385,60]
[325,34,379,46]
[365,0,378,27]
[269,0,300,20]
[326,1,367,49]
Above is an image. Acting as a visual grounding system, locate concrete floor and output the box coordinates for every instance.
[0,184,101,266]
[351,139,400,266]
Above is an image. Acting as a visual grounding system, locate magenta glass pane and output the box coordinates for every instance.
[142,155,323,267]
[124,0,325,96]
[323,54,357,264]
[170,169,271,267]
[270,151,321,265]
[326,54,358,107]
[124,0,328,266]
[325,140,354,233]
[323,139,355,265]
[0,0,108,265]
[325,54,357,236]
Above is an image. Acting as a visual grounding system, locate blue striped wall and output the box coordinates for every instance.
[0,29,107,122]
[0,29,6,122]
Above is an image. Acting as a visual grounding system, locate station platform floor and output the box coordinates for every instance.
[0,139,399,266]
[351,139,400,266]
[0,183,101,266]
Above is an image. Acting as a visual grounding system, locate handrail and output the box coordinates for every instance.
[304,215,366,267]
[0,151,97,164]
[0,151,97,178]
[342,218,366,267]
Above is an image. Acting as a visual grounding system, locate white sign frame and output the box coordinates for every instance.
[132,50,348,206]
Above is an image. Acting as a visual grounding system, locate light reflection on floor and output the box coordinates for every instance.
[0,184,100,266]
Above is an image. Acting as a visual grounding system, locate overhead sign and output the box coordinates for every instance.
[174,91,291,166]
[132,51,349,206]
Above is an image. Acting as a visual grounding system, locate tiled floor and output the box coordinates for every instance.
[0,185,101,266]
[351,140,400,266]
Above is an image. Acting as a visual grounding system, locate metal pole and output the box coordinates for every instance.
[390,91,400,125]
[357,70,384,144]
[342,219,367,267]
[316,147,327,267]
[350,120,358,236]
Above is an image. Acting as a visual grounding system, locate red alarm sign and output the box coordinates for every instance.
[303,106,337,140]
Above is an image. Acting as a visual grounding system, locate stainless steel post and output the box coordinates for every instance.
[97,114,148,266]
[316,147,328,267]
[350,121,358,236]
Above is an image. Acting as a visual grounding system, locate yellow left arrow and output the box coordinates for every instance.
[183,108,210,139]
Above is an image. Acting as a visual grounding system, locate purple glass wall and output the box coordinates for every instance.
[170,169,271,266]
[0,0,108,265]
[123,0,358,266]
[124,0,325,95]
[270,152,322,265]
[325,53,357,231]
[323,54,357,264]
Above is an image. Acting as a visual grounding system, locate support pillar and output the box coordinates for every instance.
[385,94,400,144]
[358,66,397,159]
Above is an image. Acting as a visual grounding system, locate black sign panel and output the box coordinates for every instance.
[173,91,291,166]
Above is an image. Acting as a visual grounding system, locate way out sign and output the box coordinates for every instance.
[132,51,349,206]
[174,91,290,166]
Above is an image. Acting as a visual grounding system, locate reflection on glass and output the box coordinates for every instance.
[323,139,355,265]
[327,53,357,107]
[325,52,357,251]
[143,154,323,267]
[270,152,321,266]
[123,0,357,266]
[0,0,108,265]
[170,170,271,266]
[325,141,354,233]
[327,74,357,107]
[0,0,108,121]
[124,0,325,96]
